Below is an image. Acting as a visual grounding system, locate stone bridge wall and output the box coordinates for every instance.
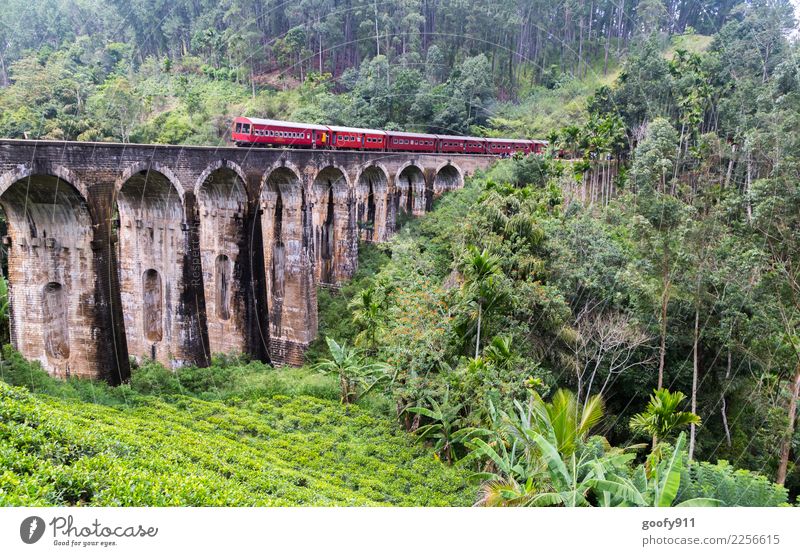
[0,140,494,383]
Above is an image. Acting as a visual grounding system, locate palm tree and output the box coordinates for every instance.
[461,246,503,358]
[630,388,701,447]
[314,337,391,404]
[472,390,638,507]
[484,335,517,371]
[349,286,386,353]
[521,388,605,458]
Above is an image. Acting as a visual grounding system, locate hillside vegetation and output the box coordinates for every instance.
[1,0,799,507]
[0,354,470,506]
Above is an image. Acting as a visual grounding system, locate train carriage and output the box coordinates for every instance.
[530,140,548,154]
[328,125,387,150]
[436,134,468,154]
[232,117,330,148]
[486,138,531,156]
[386,130,437,153]
[464,136,488,154]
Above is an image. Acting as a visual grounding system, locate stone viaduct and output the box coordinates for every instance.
[0,139,494,384]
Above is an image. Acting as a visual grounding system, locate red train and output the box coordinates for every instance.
[231,117,547,156]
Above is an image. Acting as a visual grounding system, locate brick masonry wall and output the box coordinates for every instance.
[0,140,494,381]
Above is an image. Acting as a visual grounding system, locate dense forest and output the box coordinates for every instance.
[1,0,800,506]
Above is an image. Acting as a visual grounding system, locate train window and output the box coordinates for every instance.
[235,123,242,133]
[243,124,251,133]
[307,133,310,139]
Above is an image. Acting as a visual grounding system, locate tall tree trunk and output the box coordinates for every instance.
[475,303,482,359]
[604,11,612,76]
[724,143,736,190]
[721,349,732,448]
[776,362,800,485]
[658,275,671,390]
[745,146,753,222]
[374,0,380,56]
[689,304,700,460]
[0,53,7,87]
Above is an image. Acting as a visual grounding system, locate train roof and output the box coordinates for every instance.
[386,130,438,138]
[486,137,532,143]
[236,117,330,132]
[434,134,470,141]
[327,125,386,135]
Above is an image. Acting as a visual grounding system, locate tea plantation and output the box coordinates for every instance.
[0,380,472,506]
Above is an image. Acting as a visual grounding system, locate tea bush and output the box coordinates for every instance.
[0,381,471,506]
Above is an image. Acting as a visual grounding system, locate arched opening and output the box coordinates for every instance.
[215,254,231,321]
[271,192,285,303]
[142,269,163,342]
[0,172,93,378]
[356,166,388,242]
[434,164,463,196]
[312,166,349,285]
[196,164,247,354]
[397,165,425,216]
[261,166,300,338]
[116,167,184,366]
[42,282,69,361]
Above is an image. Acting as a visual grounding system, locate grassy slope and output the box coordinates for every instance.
[0,380,471,506]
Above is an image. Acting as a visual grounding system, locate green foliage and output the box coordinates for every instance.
[678,460,790,507]
[0,380,471,506]
[314,338,392,404]
[589,433,719,507]
[630,389,702,443]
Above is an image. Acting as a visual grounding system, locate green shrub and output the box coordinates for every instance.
[677,460,789,507]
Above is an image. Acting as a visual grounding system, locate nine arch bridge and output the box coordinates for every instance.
[0,139,494,383]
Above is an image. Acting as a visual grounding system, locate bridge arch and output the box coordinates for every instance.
[355,164,389,243]
[395,163,425,216]
[311,165,351,285]
[433,162,464,196]
[260,165,315,350]
[0,167,95,379]
[115,165,185,367]
[114,161,185,204]
[193,160,248,199]
[196,161,248,356]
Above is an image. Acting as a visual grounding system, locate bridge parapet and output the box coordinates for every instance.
[0,140,494,379]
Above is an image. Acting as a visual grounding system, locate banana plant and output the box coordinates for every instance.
[314,337,392,404]
[406,389,484,463]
